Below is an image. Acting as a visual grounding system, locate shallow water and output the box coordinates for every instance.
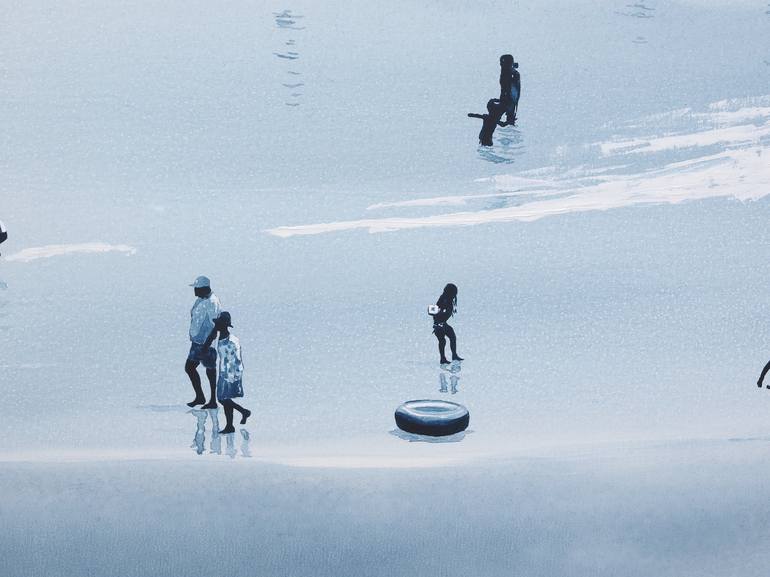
[1,0,770,461]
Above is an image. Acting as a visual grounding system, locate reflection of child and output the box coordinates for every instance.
[214,312,251,434]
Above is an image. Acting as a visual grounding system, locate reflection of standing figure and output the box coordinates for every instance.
[214,312,251,434]
[499,54,520,125]
[449,374,459,394]
[225,434,237,459]
[190,409,222,454]
[439,372,460,394]
[209,409,222,454]
[240,429,252,458]
[430,283,464,365]
[191,409,208,455]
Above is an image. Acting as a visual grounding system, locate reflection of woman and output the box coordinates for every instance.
[430,283,463,365]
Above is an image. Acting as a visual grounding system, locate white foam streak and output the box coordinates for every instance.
[5,243,137,263]
[266,146,769,237]
[266,100,770,238]
[366,191,550,211]
[600,121,770,156]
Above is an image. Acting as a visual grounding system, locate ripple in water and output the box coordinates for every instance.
[616,1,655,45]
[389,428,469,443]
[616,3,655,18]
[273,9,305,107]
[189,409,251,458]
[477,127,525,164]
[273,9,305,30]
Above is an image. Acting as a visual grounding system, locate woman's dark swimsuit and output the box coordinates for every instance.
[432,295,460,362]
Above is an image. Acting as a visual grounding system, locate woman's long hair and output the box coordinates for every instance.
[440,283,458,314]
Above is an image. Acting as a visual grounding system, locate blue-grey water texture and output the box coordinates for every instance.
[2,0,770,458]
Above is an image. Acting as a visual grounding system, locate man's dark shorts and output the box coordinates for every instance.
[187,342,217,369]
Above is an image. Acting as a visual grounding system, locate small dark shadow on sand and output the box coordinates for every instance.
[389,429,472,443]
[137,404,187,412]
[728,435,770,443]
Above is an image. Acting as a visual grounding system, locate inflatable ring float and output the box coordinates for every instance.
[394,400,470,436]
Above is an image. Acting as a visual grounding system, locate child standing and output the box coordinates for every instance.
[213,312,251,434]
[468,99,508,146]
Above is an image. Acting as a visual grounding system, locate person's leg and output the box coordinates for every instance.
[185,359,205,406]
[758,358,770,387]
[202,368,217,409]
[506,91,518,124]
[434,328,449,364]
[445,324,463,361]
[228,401,251,424]
[220,400,235,434]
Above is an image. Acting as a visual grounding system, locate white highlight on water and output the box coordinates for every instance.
[266,99,770,237]
[5,243,137,263]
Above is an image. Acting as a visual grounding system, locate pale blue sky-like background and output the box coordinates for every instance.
[1,0,770,459]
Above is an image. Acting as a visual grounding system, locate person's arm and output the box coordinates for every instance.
[202,326,218,349]
[514,71,521,99]
[468,113,485,119]
[202,301,220,348]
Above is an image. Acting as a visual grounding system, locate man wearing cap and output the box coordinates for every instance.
[186,275,222,408]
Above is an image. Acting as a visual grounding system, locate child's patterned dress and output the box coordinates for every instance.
[216,335,244,400]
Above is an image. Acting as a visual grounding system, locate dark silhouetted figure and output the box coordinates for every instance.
[430,283,463,365]
[0,220,7,256]
[499,54,520,125]
[213,312,250,435]
[468,99,509,146]
[757,359,770,389]
[186,275,221,409]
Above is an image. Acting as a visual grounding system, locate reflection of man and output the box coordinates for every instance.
[185,276,221,408]
[190,408,222,455]
[0,220,7,256]
[191,409,208,455]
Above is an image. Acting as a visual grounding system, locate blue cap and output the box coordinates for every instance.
[216,311,233,328]
[189,275,211,288]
